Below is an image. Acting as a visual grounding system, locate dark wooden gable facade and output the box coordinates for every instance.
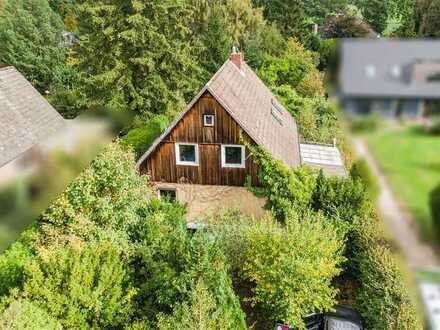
[139,91,260,187]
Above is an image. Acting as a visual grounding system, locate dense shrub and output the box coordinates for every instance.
[132,199,246,327]
[350,158,380,202]
[258,39,324,98]
[311,171,371,224]
[22,241,135,329]
[322,13,373,38]
[122,114,170,158]
[0,242,32,297]
[273,85,341,144]
[430,182,440,237]
[35,143,149,250]
[157,278,242,330]
[351,113,382,133]
[242,215,345,327]
[246,145,420,329]
[0,299,61,330]
[207,211,345,328]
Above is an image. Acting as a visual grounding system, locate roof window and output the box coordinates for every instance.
[271,99,284,125]
[271,99,284,114]
[391,65,401,78]
[365,64,376,78]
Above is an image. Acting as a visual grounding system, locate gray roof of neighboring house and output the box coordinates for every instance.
[138,58,301,168]
[0,66,65,167]
[300,143,346,177]
[339,39,440,99]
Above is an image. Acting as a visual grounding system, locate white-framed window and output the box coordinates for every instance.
[221,144,245,168]
[157,188,177,202]
[175,143,199,166]
[203,114,215,126]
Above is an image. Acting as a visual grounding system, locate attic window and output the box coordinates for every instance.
[203,114,214,126]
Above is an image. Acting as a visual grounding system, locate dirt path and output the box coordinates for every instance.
[353,138,440,270]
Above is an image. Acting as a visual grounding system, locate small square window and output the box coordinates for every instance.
[175,143,199,166]
[158,188,177,202]
[203,114,214,126]
[221,145,245,168]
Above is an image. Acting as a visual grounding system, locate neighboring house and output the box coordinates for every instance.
[137,50,345,220]
[0,66,65,170]
[0,66,112,187]
[339,40,440,118]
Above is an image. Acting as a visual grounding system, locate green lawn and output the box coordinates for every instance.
[365,125,440,241]
[417,269,440,283]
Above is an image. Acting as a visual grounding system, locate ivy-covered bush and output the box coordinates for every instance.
[246,144,316,221]
[350,158,379,202]
[272,85,340,144]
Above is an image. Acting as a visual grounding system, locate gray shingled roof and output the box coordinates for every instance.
[138,58,301,168]
[0,67,65,167]
[340,39,440,99]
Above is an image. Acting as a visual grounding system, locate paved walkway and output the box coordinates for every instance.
[353,138,440,270]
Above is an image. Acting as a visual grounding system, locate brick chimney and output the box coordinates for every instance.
[230,46,243,70]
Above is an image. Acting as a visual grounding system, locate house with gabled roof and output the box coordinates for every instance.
[339,40,440,118]
[0,66,65,168]
[137,50,345,220]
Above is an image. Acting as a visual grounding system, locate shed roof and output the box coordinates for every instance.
[339,39,440,99]
[138,58,301,168]
[300,143,346,177]
[0,67,65,167]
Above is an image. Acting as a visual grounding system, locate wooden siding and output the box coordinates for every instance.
[139,92,260,186]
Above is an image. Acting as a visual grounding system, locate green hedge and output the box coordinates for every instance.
[350,158,380,202]
[430,182,440,238]
[351,113,382,133]
[351,218,422,329]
